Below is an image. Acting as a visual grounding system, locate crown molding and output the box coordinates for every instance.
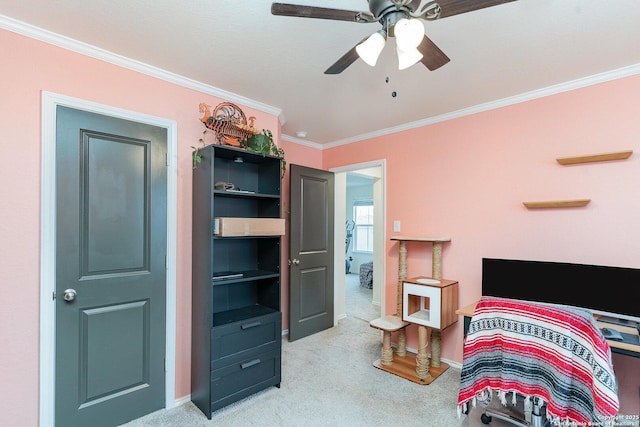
[323,63,640,149]
[0,15,284,123]
[3,14,639,150]
[281,133,324,149]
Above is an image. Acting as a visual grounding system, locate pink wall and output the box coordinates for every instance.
[322,75,640,413]
[0,29,305,426]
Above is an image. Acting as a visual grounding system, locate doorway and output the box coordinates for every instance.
[331,160,386,324]
[40,92,178,426]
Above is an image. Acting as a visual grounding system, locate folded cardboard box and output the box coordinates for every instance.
[214,217,285,237]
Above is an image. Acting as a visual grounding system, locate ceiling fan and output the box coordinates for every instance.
[271,0,516,74]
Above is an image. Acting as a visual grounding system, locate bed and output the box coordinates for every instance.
[359,261,373,289]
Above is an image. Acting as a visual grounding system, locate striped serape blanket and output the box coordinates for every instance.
[458,296,619,426]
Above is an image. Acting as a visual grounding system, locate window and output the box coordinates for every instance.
[353,201,373,252]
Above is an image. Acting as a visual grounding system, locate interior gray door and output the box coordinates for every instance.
[289,164,334,341]
[55,106,167,427]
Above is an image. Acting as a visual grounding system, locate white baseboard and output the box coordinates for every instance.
[174,395,191,407]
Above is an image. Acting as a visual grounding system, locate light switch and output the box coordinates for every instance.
[393,220,401,232]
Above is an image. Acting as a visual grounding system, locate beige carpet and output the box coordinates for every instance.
[344,273,379,323]
[122,275,473,427]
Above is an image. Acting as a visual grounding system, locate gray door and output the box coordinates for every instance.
[288,164,334,341]
[55,106,167,427]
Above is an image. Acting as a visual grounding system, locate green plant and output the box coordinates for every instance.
[191,146,202,169]
[191,130,207,169]
[245,129,286,177]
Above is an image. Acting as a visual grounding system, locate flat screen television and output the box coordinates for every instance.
[482,258,640,320]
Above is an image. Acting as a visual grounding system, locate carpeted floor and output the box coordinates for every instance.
[122,274,475,427]
[344,273,379,323]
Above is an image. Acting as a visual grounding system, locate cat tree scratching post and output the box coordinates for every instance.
[426,240,443,369]
[395,239,408,356]
[372,236,454,384]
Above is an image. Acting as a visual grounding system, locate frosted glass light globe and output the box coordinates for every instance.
[395,18,424,51]
[356,31,387,66]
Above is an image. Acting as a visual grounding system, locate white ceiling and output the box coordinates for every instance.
[2,1,640,146]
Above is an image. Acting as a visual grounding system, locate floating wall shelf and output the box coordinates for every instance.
[523,199,591,209]
[556,150,632,165]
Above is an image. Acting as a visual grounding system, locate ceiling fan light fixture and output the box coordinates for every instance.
[397,46,423,70]
[356,30,387,67]
[394,18,424,50]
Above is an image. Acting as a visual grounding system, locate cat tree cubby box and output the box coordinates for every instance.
[403,277,458,330]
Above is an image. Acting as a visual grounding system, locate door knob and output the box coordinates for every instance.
[289,259,300,266]
[63,288,77,302]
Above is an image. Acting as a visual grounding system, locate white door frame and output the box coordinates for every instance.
[39,91,178,427]
[330,160,386,321]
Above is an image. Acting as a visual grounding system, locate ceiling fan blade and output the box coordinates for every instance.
[271,3,365,22]
[417,35,450,71]
[434,0,517,19]
[407,0,423,12]
[324,38,368,75]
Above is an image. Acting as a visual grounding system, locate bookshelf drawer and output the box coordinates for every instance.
[211,311,281,365]
[210,347,281,410]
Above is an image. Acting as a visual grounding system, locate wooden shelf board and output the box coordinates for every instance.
[372,353,450,385]
[523,199,590,209]
[455,301,478,318]
[556,150,632,165]
[390,235,451,243]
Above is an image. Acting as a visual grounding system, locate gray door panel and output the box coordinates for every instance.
[289,164,334,341]
[55,106,166,427]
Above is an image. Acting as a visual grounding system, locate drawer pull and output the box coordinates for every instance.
[241,358,261,369]
[241,321,262,330]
